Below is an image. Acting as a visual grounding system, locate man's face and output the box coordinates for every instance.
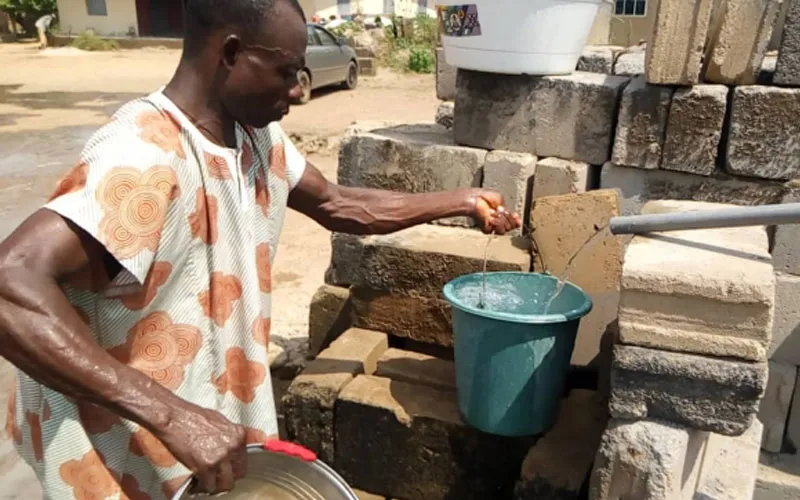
[220,2,307,128]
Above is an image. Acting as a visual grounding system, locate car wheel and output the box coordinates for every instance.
[343,61,358,90]
[294,70,311,105]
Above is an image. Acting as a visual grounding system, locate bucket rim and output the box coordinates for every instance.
[442,271,592,324]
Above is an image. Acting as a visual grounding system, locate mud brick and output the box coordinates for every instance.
[611,76,673,170]
[308,284,352,357]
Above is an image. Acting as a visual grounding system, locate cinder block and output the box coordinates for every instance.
[704,0,781,85]
[308,284,352,357]
[590,418,709,500]
[611,76,674,170]
[530,190,624,366]
[600,162,787,216]
[434,101,453,129]
[695,420,763,499]
[375,348,456,392]
[577,46,619,74]
[774,0,800,86]
[613,50,645,76]
[358,57,377,77]
[454,70,629,165]
[436,47,456,101]
[755,452,800,500]
[773,192,800,276]
[610,344,768,436]
[727,86,800,180]
[531,157,593,200]
[758,361,796,453]
[483,150,536,235]
[338,123,485,227]
[335,375,532,500]
[283,328,388,464]
[618,200,774,362]
[515,390,606,499]
[770,273,800,366]
[785,370,800,450]
[645,0,715,84]
[660,85,728,176]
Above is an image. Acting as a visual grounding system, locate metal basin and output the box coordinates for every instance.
[171,441,359,500]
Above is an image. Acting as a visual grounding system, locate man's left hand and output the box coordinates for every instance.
[469,189,522,235]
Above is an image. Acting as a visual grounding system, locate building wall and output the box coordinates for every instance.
[587,1,612,45]
[608,0,657,47]
[56,0,139,36]
[306,0,435,20]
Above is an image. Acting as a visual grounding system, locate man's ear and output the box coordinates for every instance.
[222,35,242,69]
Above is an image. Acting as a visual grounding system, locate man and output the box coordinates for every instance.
[0,0,520,498]
[35,13,55,49]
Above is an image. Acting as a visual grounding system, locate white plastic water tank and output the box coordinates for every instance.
[435,0,604,75]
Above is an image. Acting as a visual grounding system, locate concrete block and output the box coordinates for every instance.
[774,0,800,85]
[785,370,800,449]
[436,47,456,101]
[515,390,607,500]
[358,57,377,77]
[755,452,800,500]
[335,375,532,500]
[695,420,763,499]
[483,150,536,234]
[773,192,800,276]
[727,86,800,181]
[590,419,709,500]
[645,0,715,84]
[758,361,796,453]
[613,51,645,76]
[283,328,388,464]
[772,273,800,366]
[600,162,787,216]
[610,344,768,436]
[661,85,728,176]
[434,101,453,129]
[454,70,629,165]
[375,348,456,392]
[325,233,363,287]
[530,190,624,366]
[704,0,782,85]
[611,76,674,170]
[577,46,618,74]
[338,123,485,227]
[619,200,774,362]
[531,157,593,200]
[308,284,352,357]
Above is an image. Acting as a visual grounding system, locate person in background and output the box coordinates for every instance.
[35,12,56,49]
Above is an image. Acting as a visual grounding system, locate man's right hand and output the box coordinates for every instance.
[155,404,249,495]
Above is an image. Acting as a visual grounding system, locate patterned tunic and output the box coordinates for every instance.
[5,89,307,500]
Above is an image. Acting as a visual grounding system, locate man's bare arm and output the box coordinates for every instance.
[0,209,245,494]
[287,162,521,235]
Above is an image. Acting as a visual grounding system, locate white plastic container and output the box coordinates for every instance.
[436,0,604,75]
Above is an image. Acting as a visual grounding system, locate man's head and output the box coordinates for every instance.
[183,0,307,127]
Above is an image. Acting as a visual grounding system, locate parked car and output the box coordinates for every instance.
[295,23,359,104]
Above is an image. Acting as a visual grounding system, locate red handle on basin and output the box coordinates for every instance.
[262,439,318,462]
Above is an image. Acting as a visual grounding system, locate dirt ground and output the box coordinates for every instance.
[0,41,439,498]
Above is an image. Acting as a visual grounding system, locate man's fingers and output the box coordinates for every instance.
[216,461,235,493]
[194,469,216,495]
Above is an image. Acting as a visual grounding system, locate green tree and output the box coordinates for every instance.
[0,0,57,35]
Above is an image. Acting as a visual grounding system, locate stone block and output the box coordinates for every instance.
[375,348,456,392]
[515,390,607,500]
[335,375,532,500]
[358,57,377,77]
[531,157,593,200]
[611,76,673,170]
[610,344,768,436]
[590,418,709,500]
[618,200,774,362]
[704,0,781,85]
[577,46,618,74]
[785,370,800,449]
[338,123,485,226]
[530,190,624,366]
[308,284,352,357]
[772,273,800,366]
[613,51,645,76]
[483,150,536,234]
[726,86,800,180]
[695,419,763,499]
[645,0,715,84]
[454,70,629,165]
[755,452,800,500]
[774,0,800,85]
[434,101,453,129]
[324,233,363,287]
[773,192,800,276]
[758,361,796,453]
[600,162,787,216]
[436,47,456,101]
[283,328,388,464]
[660,85,728,176]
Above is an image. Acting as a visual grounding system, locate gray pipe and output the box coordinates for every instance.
[608,202,800,235]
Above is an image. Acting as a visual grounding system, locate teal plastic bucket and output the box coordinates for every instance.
[442,272,592,437]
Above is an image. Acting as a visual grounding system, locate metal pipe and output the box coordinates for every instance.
[608,202,800,235]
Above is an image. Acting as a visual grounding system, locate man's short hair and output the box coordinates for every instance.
[183,0,305,55]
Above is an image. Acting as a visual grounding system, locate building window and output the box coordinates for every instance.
[615,0,646,16]
[85,0,108,16]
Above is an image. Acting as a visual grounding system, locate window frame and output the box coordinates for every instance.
[85,0,108,17]
[615,0,647,17]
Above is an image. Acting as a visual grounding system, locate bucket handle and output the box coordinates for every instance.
[171,439,318,499]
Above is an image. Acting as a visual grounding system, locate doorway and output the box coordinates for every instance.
[135,0,185,37]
